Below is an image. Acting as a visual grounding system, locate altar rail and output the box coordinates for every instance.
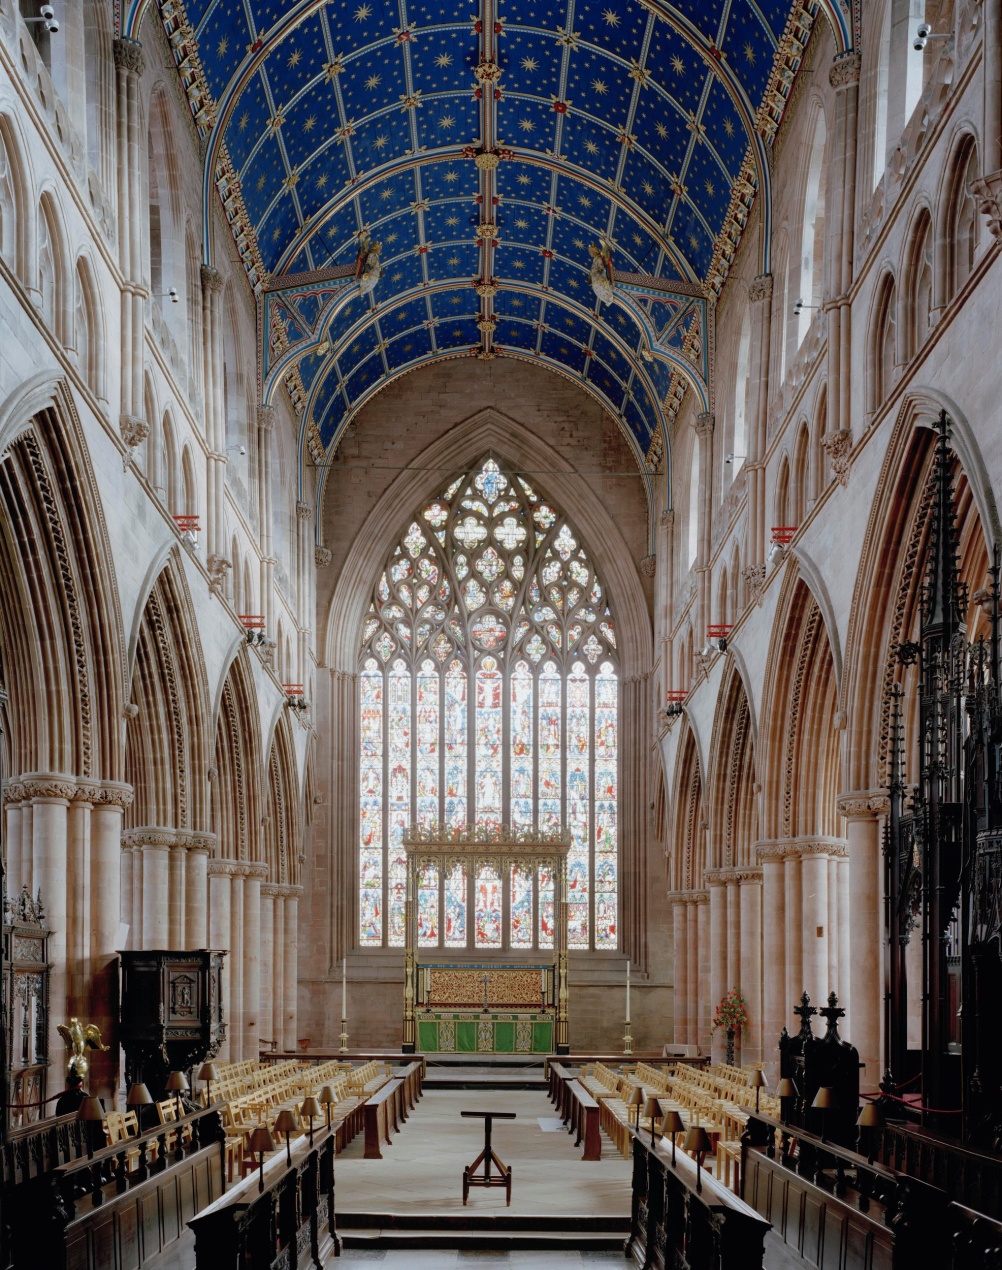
[3,1110,90,1189]
[26,1106,225,1270]
[626,1128,769,1269]
[189,1125,338,1270]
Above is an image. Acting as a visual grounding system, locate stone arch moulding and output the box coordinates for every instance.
[668,720,704,893]
[324,406,653,679]
[704,661,758,872]
[0,371,127,778]
[209,629,261,732]
[788,543,844,688]
[840,390,997,792]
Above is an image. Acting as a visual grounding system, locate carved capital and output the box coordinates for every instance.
[257,404,276,431]
[972,171,1002,242]
[123,829,177,850]
[207,556,232,596]
[748,273,773,304]
[829,51,861,91]
[94,782,134,810]
[113,37,145,76]
[742,563,766,604]
[694,411,714,437]
[3,781,25,805]
[836,791,890,819]
[821,429,853,487]
[21,778,77,802]
[315,545,333,568]
[200,264,224,295]
[296,500,313,521]
[640,554,656,577]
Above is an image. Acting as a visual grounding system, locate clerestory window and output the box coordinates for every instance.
[358,457,619,952]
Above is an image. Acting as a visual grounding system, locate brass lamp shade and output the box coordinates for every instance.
[627,1085,645,1105]
[249,1125,276,1155]
[249,1125,276,1193]
[78,1096,104,1121]
[319,1084,336,1129]
[275,1107,299,1165]
[661,1109,685,1167]
[683,1125,712,1155]
[749,1069,766,1088]
[126,1082,153,1106]
[197,1062,217,1082]
[776,1077,798,1098]
[274,1109,299,1134]
[811,1086,837,1110]
[644,1095,662,1120]
[165,1070,189,1092]
[856,1102,882,1128]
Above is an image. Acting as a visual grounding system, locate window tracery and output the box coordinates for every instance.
[358,456,619,952]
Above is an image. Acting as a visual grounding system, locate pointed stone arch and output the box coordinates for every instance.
[264,711,300,887]
[211,646,263,864]
[706,664,758,872]
[124,549,210,832]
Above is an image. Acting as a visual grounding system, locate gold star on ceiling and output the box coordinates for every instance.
[366,74,381,89]
[444,171,459,182]
[521,56,538,71]
[374,135,389,150]
[439,115,455,129]
[671,54,685,75]
[354,4,371,19]
[436,53,453,68]
[288,48,302,68]
[602,7,620,24]
[592,79,608,95]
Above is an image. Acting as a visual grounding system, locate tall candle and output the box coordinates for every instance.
[342,957,347,1019]
[626,961,631,1024]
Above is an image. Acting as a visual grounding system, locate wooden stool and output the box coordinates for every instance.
[461,1110,515,1206]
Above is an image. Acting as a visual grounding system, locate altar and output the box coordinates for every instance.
[400,824,571,1054]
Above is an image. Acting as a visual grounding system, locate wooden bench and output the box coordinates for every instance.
[362,1077,405,1159]
[566,1080,601,1161]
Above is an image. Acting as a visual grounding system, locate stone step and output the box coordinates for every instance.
[340,1225,630,1252]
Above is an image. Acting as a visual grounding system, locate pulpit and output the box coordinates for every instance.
[119,950,226,1097]
[400,824,571,1053]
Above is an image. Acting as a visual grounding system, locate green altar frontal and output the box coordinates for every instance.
[417,1012,553,1054]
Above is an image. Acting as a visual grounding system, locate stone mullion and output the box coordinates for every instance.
[827,54,861,445]
[331,670,358,961]
[113,39,146,443]
[693,414,714,642]
[659,510,674,690]
[745,276,772,583]
[620,675,648,967]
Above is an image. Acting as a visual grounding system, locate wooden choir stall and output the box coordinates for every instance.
[400,824,570,1054]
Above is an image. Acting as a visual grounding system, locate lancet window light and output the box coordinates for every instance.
[358,457,618,952]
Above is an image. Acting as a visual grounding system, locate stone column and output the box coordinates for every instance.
[113,38,146,453]
[296,501,313,688]
[669,896,688,1044]
[207,860,233,1061]
[693,892,710,1056]
[693,413,715,641]
[20,799,33,897]
[90,784,132,1099]
[230,872,245,1060]
[28,780,73,1067]
[827,854,840,998]
[283,892,302,1052]
[243,866,267,1059]
[758,845,785,1081]
[726,877,740,989]
[168,844,187,947]
[837,793,887,1091]
[257,406,276,637]
[707,876,727,1063]
[5,797,22,897]
[685,898,699,1047]
[185,841,211,947]
[827,53,862,442]
[141,840,170,948]
[273,893,286,1049]
[744,275,773,585]
[784,850,803,1025]
[67,789,93,1016]
[801,847,830,1007]
[739,870,763,1064]
[200,264,225,561]
[259,887,276,1048]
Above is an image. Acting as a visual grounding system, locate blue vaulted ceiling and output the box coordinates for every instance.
[157,0,828,464]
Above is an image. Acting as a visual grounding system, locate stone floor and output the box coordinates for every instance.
[336,1088,632,1218]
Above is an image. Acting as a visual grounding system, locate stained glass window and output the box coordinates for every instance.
[475,863,502,947]
[358,456,619,951]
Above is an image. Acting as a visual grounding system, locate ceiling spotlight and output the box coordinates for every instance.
[913,22,950,51]
[724,453,733,464]
[26,5,59,31]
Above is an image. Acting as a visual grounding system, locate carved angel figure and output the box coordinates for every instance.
[356,234,382,297]
[57,1017,109,1080]
[588,238,615,306]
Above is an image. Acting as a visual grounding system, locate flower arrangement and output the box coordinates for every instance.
[712,987,750,1034]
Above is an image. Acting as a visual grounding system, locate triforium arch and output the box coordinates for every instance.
[211,646,263,865]
[705,663,758,873]
[124,550,211,835]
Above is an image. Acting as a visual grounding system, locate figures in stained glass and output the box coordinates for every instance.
[475,864,502,947]
[445,862,467,947]
[418,862,439,946]
[510,866,532,946]
[358,455,621,952]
